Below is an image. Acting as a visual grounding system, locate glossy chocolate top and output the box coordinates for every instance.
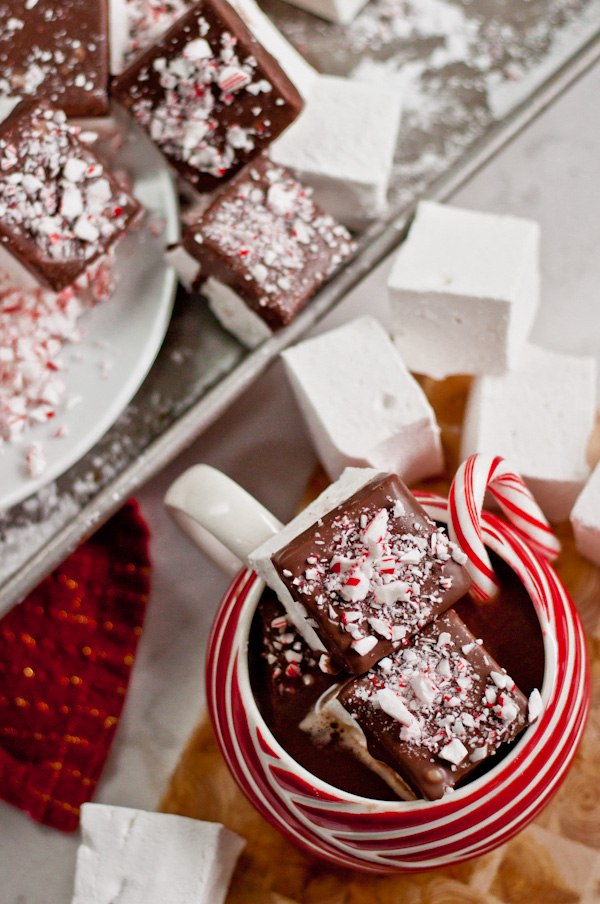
[0,101,141,292]
[0,0,109,118]
[183,155,354,329]
[111,0,304,192]
[338,608,530,800]
[272,473,472,674]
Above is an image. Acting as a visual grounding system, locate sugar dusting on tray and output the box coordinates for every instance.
[272,0,596,209]
[0,258,114,477]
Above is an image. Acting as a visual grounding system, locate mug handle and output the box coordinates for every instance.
[165,464,283,576]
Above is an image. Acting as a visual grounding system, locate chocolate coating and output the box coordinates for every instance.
[182,154,354,330]
[272,473,472,674]
[111,0,304,192]
[249,589,399,799]
[0,0,109,118]
[338,609,530,800]
[0,100,141,292]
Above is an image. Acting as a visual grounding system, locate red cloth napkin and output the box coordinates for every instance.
[0,501,151,831]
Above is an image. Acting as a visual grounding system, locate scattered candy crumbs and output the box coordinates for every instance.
[0,258,115,478]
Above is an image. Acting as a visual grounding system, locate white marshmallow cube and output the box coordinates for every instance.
[571,463,600,566]
[71,804,244,904]
[278,0,369,24]
[282,316,443,483]
[270,74,403,229]
[248,467,383,648]
[388,201,540,379]
[461,344,597,522]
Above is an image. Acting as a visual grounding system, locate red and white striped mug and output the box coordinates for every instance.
[165,455,590,872]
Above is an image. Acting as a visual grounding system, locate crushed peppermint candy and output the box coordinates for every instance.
[273,473,472,673]
[0,101,141,292]
[339,608,532,799]
[183,156,354,329]
[0,257,115,476]
[112,1,303,191]
[254,589,338,698]
[0,0,109,117]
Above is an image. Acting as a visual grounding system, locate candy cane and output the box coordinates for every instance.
[449,454,561,601]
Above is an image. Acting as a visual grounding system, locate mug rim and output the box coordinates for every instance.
[230,491,560,811]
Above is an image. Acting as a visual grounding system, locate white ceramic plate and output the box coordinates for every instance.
[0,111,179,512]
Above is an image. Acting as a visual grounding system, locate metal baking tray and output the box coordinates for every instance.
[1,0,600,613]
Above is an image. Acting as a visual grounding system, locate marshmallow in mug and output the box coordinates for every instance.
[282,316,443,483]
[269,74,404,229]
[388,201,540,379]
[71,804,244,904]
[248,468,472,674]
[462,344,597,523]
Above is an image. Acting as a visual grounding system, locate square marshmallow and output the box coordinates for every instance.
[270,74,403,229]
[571,463,600,566]
[279,0,369,24]
[282,316,443,483]
[388,201,540,379]
[461,344,597,522]
[72,804,244,904]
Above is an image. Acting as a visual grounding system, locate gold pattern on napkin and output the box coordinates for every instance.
[160,376,600,904]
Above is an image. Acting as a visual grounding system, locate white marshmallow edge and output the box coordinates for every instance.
[282,316,443,483]
[278,0,369,24]
[166,241,273,348]
[388,201,540,379]
[248,467,385,650]
[71,804,245,904]
[571,462,600,566]
[270,74,403,229]
[461,344,597,523]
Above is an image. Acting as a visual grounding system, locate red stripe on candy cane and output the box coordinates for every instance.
[449,454,561,602]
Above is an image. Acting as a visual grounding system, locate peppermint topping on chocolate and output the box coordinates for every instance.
[292,504,465,652]
[273,474,472,673]
[134,22,263,179]
[198,162,354,304]
[111,1,303,191]
[0,102,140,291]
[339,609,532,797]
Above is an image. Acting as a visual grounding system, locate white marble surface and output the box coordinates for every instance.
[2,60,600,904]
